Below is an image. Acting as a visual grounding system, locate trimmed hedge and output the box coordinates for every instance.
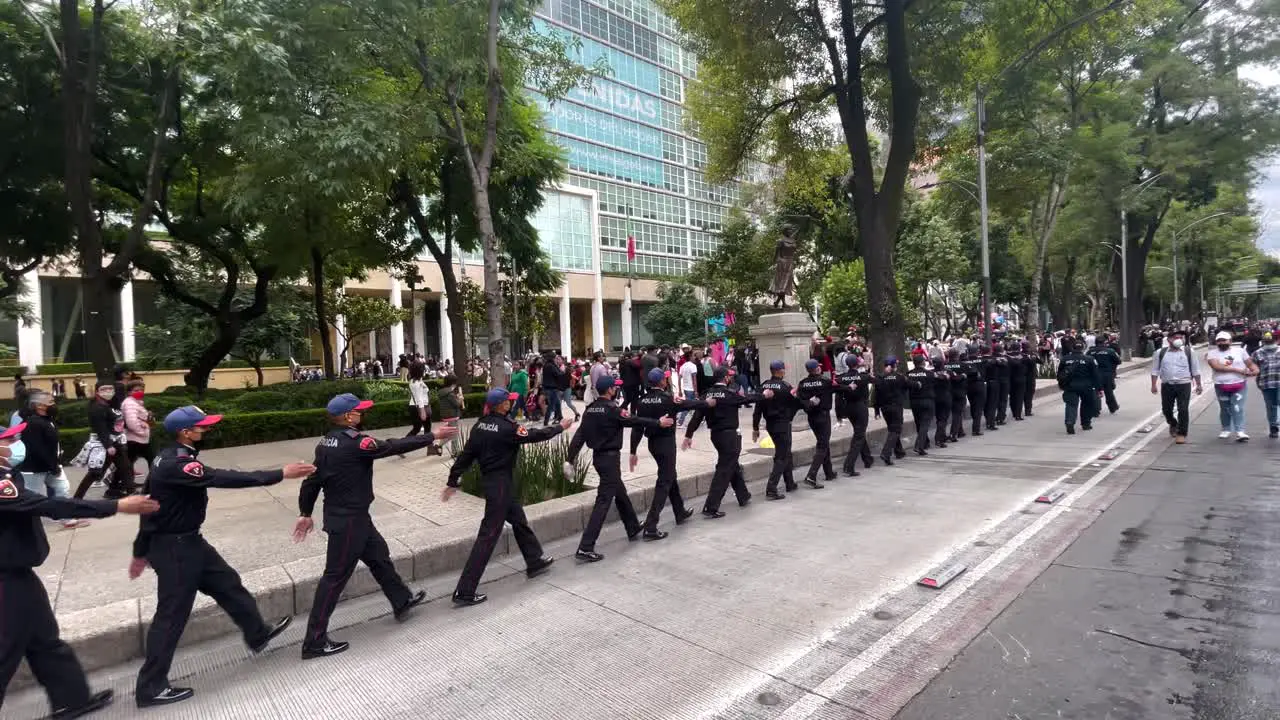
[35,363,94,375]
[56,390,487,462]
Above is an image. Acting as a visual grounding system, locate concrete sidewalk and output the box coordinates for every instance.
[19,373,1126,689]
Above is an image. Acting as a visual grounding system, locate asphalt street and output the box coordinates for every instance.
[5,369,1206,720]
[897,385,1280,720]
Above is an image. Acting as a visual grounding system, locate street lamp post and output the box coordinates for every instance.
[976,87,993,348]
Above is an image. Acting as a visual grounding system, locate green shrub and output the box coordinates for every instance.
[448,427,588,505]
[35,362,94,375]
[229,391,289,413]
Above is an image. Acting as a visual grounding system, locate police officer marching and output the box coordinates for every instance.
[443,388,568,606]
[1007,340,1027,421]
[834,356,874,476]
[569,375,675,561]
[982,345,1001,431]
[874,356,911,465]
[797,359,840,489]
[931,352,953,448]
[962,348,988,436]
[1021,341,1040,417]
[905,350,937,455]
[293,393,459,660]
[629,369,710,534]
[944,348,967,442]
[132,406,313,707]
[753,360,805,499]
[0,424,158,718]
[993,343,1012,425]
[1058,339,1103,434]
[1087,335,1123,415]
[682,367,765,518]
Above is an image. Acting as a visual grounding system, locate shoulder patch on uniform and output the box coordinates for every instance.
[620,409,630,418]
[516,426,529,437]
[359,436,378,451]
[0,477,17,500]
[182,461,204,478]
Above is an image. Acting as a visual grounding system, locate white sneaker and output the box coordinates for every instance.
[1218,431,1232,439]
[1237,431,1250,442]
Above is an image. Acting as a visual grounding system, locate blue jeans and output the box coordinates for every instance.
[737,374,754,394]
[562,390,579,418]
[545,389,563,424]
[1215,385,1247,432]
[679,390,697,425]
[1262,387,1280,430]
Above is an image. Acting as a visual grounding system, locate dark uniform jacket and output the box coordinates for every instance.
[962,357,986,386]
[685,384,759,435]
[134,444,284,557]
[631,388,709,453]
[873,373,910,409]
[0,473,116,570]
[567,398,662,461]
[447,414,564,488]
[905,367,936,404]
[300,428,434,526]
[797,373,839,414]
[752,377,804,431]
[1057,352,1102,390]
[945,361,968,399]
[1086,346,1122,379]
[18,413,61,474]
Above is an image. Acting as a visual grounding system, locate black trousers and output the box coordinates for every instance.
[995,379,1010,422]
[1062,387,1095,428]
[950,392,967,438]
[580,451,640,551]
[765,421,796,493]
[623,385,642,414]
[1009,378,1025,420]
[126,441,155,472]
[934,399,951,444]
[643,436,687,531]
[406,405,432,436]
[910,403,934,452]
[880,406,905,460]
[967,384,987,432]
[455,476,543,598]
[1024,373,1037,415]
[1101,376,1119,413]
[805,412,834,481]
[984,381,999,427]
[304,515,412,646]
[704,430,750,512]
[138,534,270,696]
[0,570,91,711]
[843,402,873,473]
[74,443,135,498]
[1161,383,1192,436]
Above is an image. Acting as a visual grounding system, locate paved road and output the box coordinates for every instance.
[8,371,1182,719]
[896,387,1280,720]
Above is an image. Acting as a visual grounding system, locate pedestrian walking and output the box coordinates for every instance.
[629,369,706,531]
[293,394,457,659]
[905,351,936,455]
[406,363,437,448]
[754,361,804,498]
[834,357,874,475]
[1206,331,1257,442]
[121,380,154,480]
[1022,340,1040,417]
[681,367,763,517]
[944,349,967,440]
[132,407,313,707]
[1250,331,1280,438]
[1087,337,1123,416]
[797,359,839,488]
[1057,338,1101,435]
[443,388,567,606]
[1150,330,1202,444]
[15,392,85,529]
[874,357,910,465]
[962,348,987,436]
[0,425,158,717]
[70,381,134,499]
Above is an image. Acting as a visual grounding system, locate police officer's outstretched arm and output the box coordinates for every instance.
[0,478,158,520]
[516,418,571,444]
[174,457,313,490]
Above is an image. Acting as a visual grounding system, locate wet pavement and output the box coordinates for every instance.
[896,387,1280,720]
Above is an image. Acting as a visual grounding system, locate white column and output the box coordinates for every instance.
[437,296,452,361]
[334,313,346,372]
[120,278,136,361]
[559,284,572,357]
[591,274,605,353]
[16,270,42,371]
[388,277,405,360]
[413,299,427,356]
[367,331,376,360]
[621,284,633,351]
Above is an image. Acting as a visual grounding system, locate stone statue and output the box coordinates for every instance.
[769,223,799,309]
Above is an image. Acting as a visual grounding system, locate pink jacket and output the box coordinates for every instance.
[121,396,151,445]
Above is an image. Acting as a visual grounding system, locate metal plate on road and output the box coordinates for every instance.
[1035,488,1067,504]
[918,562,967,589]
[1138,424,1155,434]
[1099,447,1120,461]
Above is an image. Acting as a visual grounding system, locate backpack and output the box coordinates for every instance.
[1157,345,1193,369]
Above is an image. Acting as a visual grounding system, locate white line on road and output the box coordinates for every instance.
[697,384,1207,720]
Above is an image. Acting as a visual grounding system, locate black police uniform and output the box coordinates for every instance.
[944,357,967,440]
[134,444,284,700]
[834,368,874,474]
[753,375,804,496]
[1087,344,1122,414]
[932,365,952,446]
[0,473,117,714]
[982,352,1000,430]
[1023,350,1040,416]
[684,382,759,515]
[568,398,665,553]
[994,350,1011,424]
[905,364,936,454]
[447,415,561,599]
[1007,347,1027,420]
[797,372,840,487]
[298,428,436,653]
[1058,350,1102,432]
[962,353,988,436]
[874,371,910,464]
[630,387,707,531]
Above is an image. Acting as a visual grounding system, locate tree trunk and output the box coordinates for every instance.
[310,246,334,379]
[1026,174,1069,335]
[441,272,470,384]
[185,320,239,396]
[475,185,507,387]
[254,363,264,387]
[79,276,118,378]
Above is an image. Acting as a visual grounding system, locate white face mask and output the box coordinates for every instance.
[1172,339,1185,349]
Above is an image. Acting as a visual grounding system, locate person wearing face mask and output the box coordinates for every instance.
[131,407,316,707]
[0,424,160,718]
[631,369,710,529]
[905,350,937,455]
[293,394,458,660]
[1150,330,1203,444]
[1057,339,1101,435]
[121,380,154,481]
[1206,331,1258,442]
[874,357,911,464]
[71,381,134,499]
[1250,331,1280,438]
[16,392,85,530]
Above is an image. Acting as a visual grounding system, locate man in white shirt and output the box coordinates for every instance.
[1150,329,1203,444]
[677,355,699,426]
[1206,330,1258,441]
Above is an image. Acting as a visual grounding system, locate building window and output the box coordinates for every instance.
[569,174,687,225]
[601,249,689,277]
[601,216,687,255]
[688,201,723,232]
[531,190,595,272]
[689,230,720,258]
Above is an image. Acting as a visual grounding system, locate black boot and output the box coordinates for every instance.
[1066,424,1075,435]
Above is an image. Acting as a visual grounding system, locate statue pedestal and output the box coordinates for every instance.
[750,312,815,387]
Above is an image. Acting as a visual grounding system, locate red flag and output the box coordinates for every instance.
[626,227,636,262]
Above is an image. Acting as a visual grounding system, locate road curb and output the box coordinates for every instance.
[24,364,1145,686]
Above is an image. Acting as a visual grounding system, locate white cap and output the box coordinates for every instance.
[1215,331,1233,342]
